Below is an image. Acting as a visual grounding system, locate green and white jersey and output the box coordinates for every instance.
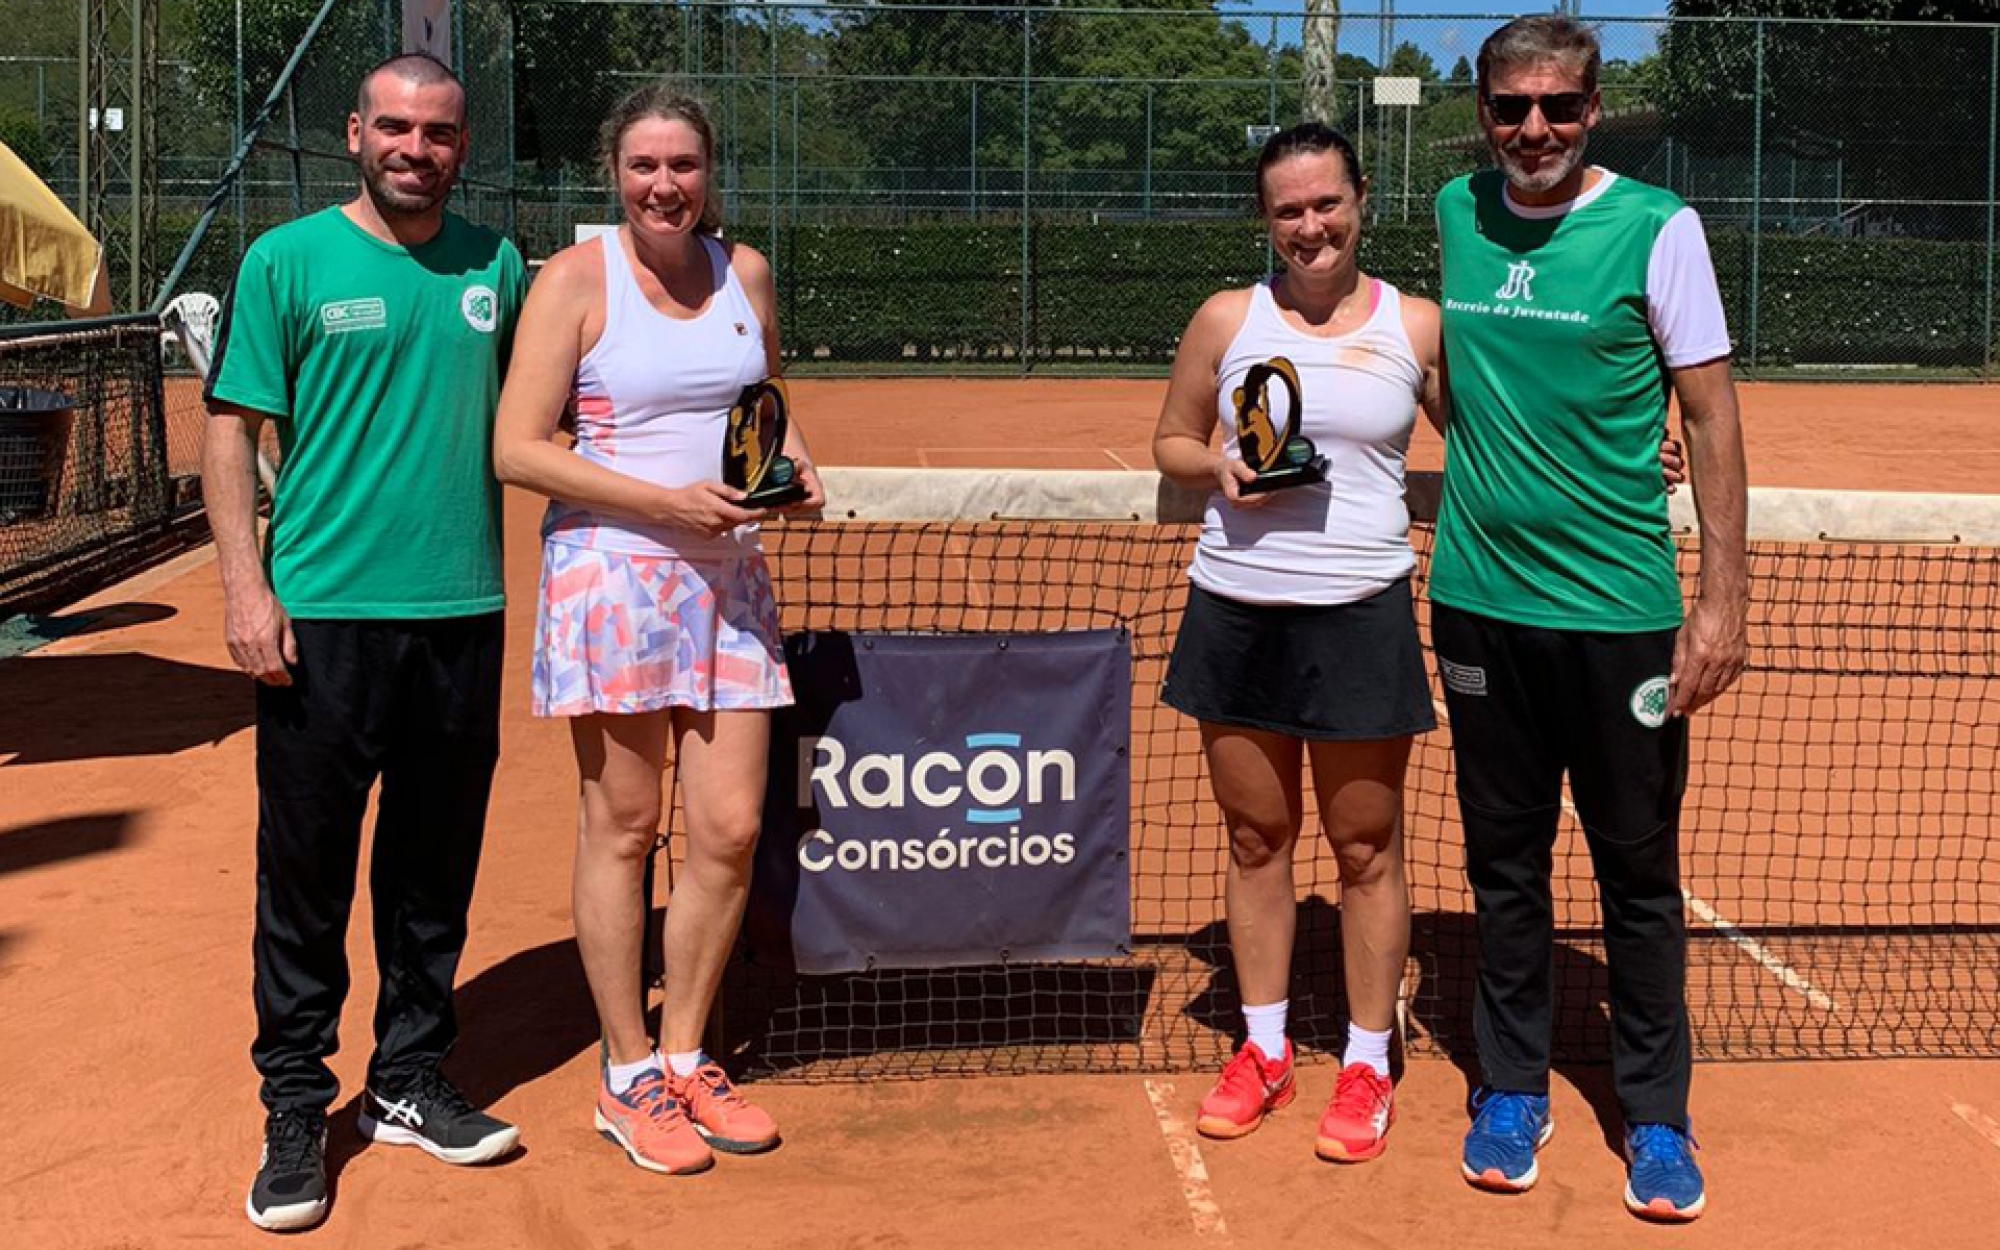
[1432,169,1731,632]
[207,207,526,619]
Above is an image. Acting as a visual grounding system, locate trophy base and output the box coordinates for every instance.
[744,479,808,509]
[1237,457,1329,496]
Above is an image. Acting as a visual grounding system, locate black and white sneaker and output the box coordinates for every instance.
[246,1108,329,1232]
[357,1071,520,1165]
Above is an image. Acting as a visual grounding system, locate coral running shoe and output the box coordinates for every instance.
[1315,1063,1395,1162]
[1624,1123,1706,1222]
[670,1064,782,1155]
[595,1068,715,1175]
[1195,1041,1295,1139]
[1461,1088,1553,1192]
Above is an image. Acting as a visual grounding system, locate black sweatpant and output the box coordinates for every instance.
[1432,603,1692,1130]
[251,613,504,1114]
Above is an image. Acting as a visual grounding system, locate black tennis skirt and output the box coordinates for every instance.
[1161,578,1437,741]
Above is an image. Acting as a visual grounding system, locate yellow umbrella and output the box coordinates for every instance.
[0,139,105,312]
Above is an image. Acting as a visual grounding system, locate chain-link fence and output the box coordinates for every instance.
[4,3,1996,375]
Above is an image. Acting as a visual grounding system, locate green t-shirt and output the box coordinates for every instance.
[1432,170,1685,632]
[207,207,525,619]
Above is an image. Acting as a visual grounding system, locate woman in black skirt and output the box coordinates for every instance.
[1153,124,1441,1163]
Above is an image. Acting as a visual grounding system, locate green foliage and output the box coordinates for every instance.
[0,106,52,176]
[706,220,1999,370]
[718,220,1446,365]
[1384,43,1439,82]
[1710,230,1998,367]
[1656,4,1993,232]
[1670,1,1993,16]
[184,0,353,114]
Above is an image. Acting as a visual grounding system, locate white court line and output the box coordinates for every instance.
[1102,448,1137,470]
[1142,1080,1230,1239]
[1951,1102,2000,1152]
[1427,697,1839,1013]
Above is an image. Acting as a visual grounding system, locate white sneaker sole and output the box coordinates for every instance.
[593,1108,715,1175]
[1624,1182,1707,1221]
[244,1191,328,1233]
[1462,1116,1555,1192]
[357,1111,519,1165]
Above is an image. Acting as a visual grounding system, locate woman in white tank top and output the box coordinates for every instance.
[1152,124,1445,1163]
[494,86,821,1174]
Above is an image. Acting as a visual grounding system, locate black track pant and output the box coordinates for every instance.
[1432,604,1692,1130]
[251,614,504,1114]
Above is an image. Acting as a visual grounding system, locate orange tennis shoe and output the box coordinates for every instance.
[1196,1040,1296,1139]
[1315,1063,1396,1162]
[594,1069,715,1176]
[670,1064,782,1155]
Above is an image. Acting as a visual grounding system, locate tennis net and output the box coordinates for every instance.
[696,468,2000,1081]
[0,315,207,615]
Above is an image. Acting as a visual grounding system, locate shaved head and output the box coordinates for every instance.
[357,53,464,123]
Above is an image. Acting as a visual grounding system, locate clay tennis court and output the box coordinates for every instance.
[4,378,1998,1248]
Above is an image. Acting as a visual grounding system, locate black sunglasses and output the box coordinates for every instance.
[1484,92,1591,126]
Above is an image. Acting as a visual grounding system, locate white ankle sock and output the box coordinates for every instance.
[1344,1023,1393,1077]
[1243,1000,1288,1060]
[607,1051,663,1095]
[666,1049,706,1078]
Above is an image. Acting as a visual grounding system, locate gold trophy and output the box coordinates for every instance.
[723,378,806,508]
[1231,356,1326,495]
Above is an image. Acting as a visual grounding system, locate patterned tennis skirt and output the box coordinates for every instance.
[532,540,794,717]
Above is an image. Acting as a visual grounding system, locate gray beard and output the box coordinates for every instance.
[1497,136,1587,196]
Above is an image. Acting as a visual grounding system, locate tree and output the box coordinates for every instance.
[1659,0,1995,233]
[1302,0,1340,124]
[1384,43,1439,83]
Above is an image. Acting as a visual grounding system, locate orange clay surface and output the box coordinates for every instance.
[4,379,1999,1249]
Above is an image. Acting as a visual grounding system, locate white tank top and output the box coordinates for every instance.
[1189,278,1423,606]
[542,232,769,559]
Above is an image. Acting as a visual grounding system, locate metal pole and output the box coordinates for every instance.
[284,83,303,217]
[233,0,245,263]
[76,1,87,221]
[1984,25,1998,378]
[1401,103,1413,222]
[1020,10,1032,371]
[1143,84,1153,220]
[130,0,144,308]
[1746,20,1764,375]
[768,6,779,278]
[970,80,979,218]
[790,79,799,227]
[504,0,516,240]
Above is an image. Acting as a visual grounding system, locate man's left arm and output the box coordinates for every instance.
[1666,359,1748,717]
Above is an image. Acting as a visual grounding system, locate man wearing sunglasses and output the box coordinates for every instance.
[1428,14,1749,1224]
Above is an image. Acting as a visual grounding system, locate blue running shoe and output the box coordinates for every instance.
[1624,1123,1706,1222]
[1461,1088,1554,1192]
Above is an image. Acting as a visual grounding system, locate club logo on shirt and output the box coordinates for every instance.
[1630,676,1671,729]
[461,285,499,333]
[1439,658,1488,697]
[320,298,386,334]
[1495,261,1536,302]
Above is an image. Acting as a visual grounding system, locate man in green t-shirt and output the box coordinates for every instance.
[202,54,526,1234]
[1432,16,1748,1224]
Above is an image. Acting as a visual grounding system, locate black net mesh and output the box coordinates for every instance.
[678,489,1999,1082]
[0,318,196,613]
